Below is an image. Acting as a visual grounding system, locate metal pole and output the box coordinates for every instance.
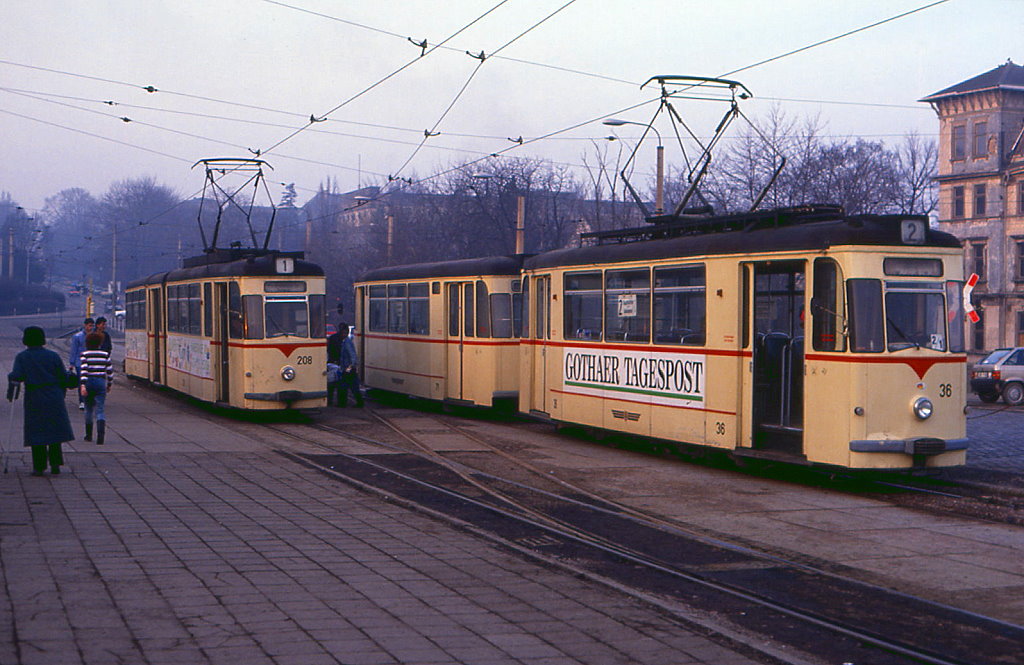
[386,215,394,264]
[515,196,525,255]
[655,145,665,215]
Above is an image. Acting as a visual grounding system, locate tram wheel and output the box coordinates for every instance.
[1002,382,1024,406]
[978,391,1000,403]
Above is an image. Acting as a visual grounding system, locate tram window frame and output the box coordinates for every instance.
[408,283,429,335]
[368,285,387,332]
[203,282,213,337]
[476,281,491,337]
[846,278,884,353]
[520,277,530,338]
[605,268,651,343]
[945,281,965,353]
[491,292,513,338]
[264,280,306,293]
[811,259,846,352]
[463,283,475,337]
[448,283,459,336]
[265,298,310,338]
[166,285,177,332]
[388,284,407,334]
[653,265,705,346]
[243,295,264,339]
[188,284,201,335]
[228,283,244,339]
[564,271,603,341]
[309,294,326,338]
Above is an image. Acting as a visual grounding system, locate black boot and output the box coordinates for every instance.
[84,422,93,441]
[96,420,106,446]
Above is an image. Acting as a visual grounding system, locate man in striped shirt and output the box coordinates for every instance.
[79,332,113,445]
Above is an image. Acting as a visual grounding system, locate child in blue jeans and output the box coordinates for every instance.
[79,332,113,445]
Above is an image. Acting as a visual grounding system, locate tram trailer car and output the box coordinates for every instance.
[355,256,525,408]
[521,206,967,470]
[125,250,328,410]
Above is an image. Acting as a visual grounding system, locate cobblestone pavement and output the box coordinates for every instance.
[965,395,1024,474]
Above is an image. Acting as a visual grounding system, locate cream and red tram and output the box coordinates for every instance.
[521,206,967,470]
[124,250,327,410]
[355,255,524,407]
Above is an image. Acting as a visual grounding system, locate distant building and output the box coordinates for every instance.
[921,60,1024,356]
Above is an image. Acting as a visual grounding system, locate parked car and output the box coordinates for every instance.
[970,347,1024,405]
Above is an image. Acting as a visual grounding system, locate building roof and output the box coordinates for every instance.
[920,60,1024,102]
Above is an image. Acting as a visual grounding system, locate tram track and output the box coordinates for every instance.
[261,410,1024,665]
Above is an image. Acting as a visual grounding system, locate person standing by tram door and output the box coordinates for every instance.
[338,323,364,408]
[79,333,113,445]
[8,326,77,476]
[68,317,95,411]
[326,323,343,407]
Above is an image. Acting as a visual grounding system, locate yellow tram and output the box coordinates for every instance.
[520,206,967,470]
[355,256,524,407]
[125,249,328,410]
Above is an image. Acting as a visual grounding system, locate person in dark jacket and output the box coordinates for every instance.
[326,323,343,407]
[95,316,113,354]
[337,323,364,407]
[7,326,76,476]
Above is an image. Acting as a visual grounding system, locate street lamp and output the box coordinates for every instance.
[602,118,665,215]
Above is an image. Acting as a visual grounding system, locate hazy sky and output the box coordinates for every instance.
[2,0,1021,212]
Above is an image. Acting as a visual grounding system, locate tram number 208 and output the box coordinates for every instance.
[296,356,314,365]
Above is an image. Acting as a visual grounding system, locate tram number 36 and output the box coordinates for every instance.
[296,356,313,365]
[938,383,953,397]
[714,422,726,435]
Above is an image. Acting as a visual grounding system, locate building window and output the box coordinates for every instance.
[973,309,985,351]
[1018,242,1024,281]
[952,186,965,218]
[974,184,987,216]
[1018,312,1024,347]
[952,125,966,160]
[971,242,986,282]
[973,120,988,158]
[1018,182,1024,216]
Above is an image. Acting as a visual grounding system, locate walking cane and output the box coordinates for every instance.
[2,383,19,474]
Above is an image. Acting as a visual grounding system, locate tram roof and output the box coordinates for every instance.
[126,250,324,289]
[359,255,526,282]
[525,210,961,270]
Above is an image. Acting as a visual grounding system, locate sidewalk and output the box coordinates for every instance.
[0,379,766,665]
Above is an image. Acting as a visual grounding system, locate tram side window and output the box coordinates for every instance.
[520,278,529,338]
[476,281,491,337]
[448,284,459,336]
[309,294,326,338]
[846,279,883,353]
[388,284,407,333]
[408,283,429,335]
[243,295,264,339]
[188,284,201,335]
[368,285,387,332]
[811,259,845,351]
[564,271,603,341]
[166,286,178,332]
[464,283,475,337]
[606,269,650,343]
[203,283,212,337]
[653,265,705,346]
[945,281,965,353]
[491,292,513,338]
[228,283,244,339]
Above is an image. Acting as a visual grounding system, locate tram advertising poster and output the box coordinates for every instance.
[562,347,706,408]
[167,337,213,379]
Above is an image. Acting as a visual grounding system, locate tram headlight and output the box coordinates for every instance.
[913,397,933,420]
[281,366,296,381]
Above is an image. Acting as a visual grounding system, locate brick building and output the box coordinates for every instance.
[921,60,1024,358]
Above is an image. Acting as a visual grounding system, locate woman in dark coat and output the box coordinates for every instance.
[7,326,75,476]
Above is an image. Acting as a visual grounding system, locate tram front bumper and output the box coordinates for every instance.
[849,438,968,455]
[245,390,327,403]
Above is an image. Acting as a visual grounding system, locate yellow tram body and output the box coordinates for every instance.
[125,250,327,410]
[355,208,968,470]
[355,257,524,407]
[520,209,966,470]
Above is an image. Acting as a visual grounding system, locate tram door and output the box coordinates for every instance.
[148,288,162,383]
[445,282,468,401]
[214,283,230,403]
[529,275,551,415]
[749,261,806,454]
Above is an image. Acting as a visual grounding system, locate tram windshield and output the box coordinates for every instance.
[884,282,946,351]
[265,299,310,338]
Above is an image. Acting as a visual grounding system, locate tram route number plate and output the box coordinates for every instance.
[901,219,926,245]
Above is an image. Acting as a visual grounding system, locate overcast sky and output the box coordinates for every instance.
[2,0,1021,212]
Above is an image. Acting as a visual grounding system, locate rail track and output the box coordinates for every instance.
[259,406,1024,665]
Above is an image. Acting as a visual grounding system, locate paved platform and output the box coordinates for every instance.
[0,326,770,665]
